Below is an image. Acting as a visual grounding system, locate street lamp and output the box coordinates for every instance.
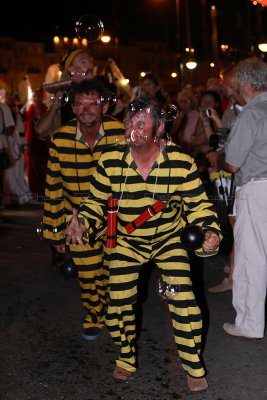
[258,42,267,51]
[53,36,60,46]
[186,61,197,70]
[185,48,197,70]
[52,35,87,57]
[250,0,267,5]
[101,35,111,43]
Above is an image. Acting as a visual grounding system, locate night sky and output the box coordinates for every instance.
[1,0,166,43]
[1,0,267,56]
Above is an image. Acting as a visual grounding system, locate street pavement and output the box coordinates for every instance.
[0,202,266,400]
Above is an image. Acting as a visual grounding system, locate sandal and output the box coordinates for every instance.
[187,375,208,392]
[113,366,133,383]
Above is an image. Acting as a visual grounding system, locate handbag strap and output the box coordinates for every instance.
[0,105,5,130]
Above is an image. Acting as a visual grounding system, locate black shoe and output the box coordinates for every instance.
[81,327,101,341]
[51,246,65,267]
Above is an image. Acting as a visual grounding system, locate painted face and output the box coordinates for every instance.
[72,91,104,127]
[124,109,154,149]
[69,53,93,81]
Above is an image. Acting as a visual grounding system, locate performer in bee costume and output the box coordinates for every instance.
[42,79,125,341]
[63,97,222,392]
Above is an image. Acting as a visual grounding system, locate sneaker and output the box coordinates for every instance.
[223,323,262,340]
[208,277,232,293]
[81,327,101,341]
[187,375,208,392]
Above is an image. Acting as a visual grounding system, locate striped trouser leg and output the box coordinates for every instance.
[153,235,206,378]
[70,241,107,329]
[105,240,148,373]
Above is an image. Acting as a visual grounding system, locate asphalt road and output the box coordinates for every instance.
[0,202,266,400]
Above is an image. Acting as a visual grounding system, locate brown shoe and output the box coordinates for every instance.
[113,366,133,383]
[187,375,208,392]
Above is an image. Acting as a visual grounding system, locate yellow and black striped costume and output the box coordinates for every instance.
[78,143,221,378]
[43,116,125,329]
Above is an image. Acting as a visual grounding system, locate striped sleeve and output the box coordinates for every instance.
[79,157,112,232]
[180,158,222,255]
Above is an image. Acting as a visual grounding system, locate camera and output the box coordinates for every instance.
[205,108,212,118]
[208,128,230,150]
[201,108,212,118]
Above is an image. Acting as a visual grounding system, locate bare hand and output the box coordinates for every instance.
[61,209,85,247]
[55,244,66,253]
[199,108,209,122]
[50,90,65,109]
[202,230,220,253]
[209,108,222,125]
[206,151,220,169]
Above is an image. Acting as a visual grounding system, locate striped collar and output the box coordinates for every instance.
[121,143,169,170]
[76,123,105,147]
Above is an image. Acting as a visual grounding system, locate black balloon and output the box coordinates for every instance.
[60,261,77,278]
[180,225,205,250]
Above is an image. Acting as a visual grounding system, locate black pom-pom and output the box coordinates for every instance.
[180,225,205,250]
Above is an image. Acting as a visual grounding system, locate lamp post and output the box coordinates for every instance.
[175,0,180,52]
[210,5,220,75]
[114,36,119,64]
[175,0,184,89]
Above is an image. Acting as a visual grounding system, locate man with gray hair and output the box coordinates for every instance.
[207,57,267,339]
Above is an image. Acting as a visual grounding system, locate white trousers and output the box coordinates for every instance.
[233,179,267,338]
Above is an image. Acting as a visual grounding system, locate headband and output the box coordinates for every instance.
[60,49,85,72]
